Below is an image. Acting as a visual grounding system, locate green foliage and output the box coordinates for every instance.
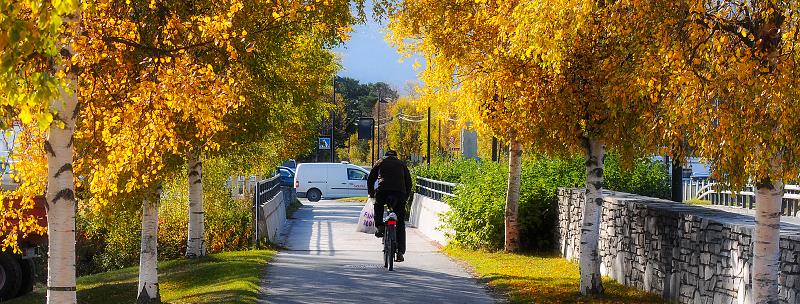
[417,154,669,251]
[412,157,482,183]
[339,133,371,166]
[604,156,670,200]
[75,157,254,274]
[443,161,507,249]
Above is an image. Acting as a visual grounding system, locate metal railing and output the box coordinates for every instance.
[253,174,281,242]
[683,179,800,216]
[415,176,458,201]
[254,174,282,205]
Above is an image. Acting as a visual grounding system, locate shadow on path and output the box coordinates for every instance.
[262,200,496,304]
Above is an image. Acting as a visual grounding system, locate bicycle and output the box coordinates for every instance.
[382,209,398,271]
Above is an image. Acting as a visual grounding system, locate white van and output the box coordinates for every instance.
[294,162,370,202]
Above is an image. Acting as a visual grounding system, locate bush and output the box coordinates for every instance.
[412,157,482,183]
[604,156,670,199]
[418,153,669,251]
[76,157,254,274]
[443,161,507,249]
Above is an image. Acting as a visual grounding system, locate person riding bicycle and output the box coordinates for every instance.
[367,150,412,262]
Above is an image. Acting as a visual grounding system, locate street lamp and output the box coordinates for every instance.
[375,91,389,163]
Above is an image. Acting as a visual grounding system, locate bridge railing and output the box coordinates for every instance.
[415,176,458,201]
[683,179,800,216]
[253,174,284,244]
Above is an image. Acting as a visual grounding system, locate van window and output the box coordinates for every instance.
[347,168,367,180]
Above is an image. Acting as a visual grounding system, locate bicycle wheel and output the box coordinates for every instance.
[387,225,396,271]
[383,235,389,268]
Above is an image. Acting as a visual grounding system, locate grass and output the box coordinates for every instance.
[444,246,666,304]
[685,198,712,205]
[9,249,276,304]
[336,196,369,203]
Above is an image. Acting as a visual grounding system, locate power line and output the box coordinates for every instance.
[398,116,427,122]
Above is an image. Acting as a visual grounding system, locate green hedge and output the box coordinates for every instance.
[414,154,669,251]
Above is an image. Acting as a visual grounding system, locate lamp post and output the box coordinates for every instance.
[375,90,389,160]
[376,90,381,160]
[331,77,336,163]
[427,107,431,166]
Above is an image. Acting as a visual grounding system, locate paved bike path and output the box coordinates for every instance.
[261,200,496,304]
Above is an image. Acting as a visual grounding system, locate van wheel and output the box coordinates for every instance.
[307,188,322,202]
[0,253,22,301]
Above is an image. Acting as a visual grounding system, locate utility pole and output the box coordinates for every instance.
[427,107,431,166]
[371,122,376,166]
[331,77,335,163]
[376,90,383,158]
[438,119,441,157]
[399,108,403,159]
[491,137,498,161]
[672,158,683,202]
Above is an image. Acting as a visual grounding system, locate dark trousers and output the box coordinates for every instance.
[374,190,407,254]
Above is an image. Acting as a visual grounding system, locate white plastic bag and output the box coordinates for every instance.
[356,198,377,234]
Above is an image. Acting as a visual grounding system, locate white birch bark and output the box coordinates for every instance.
[504,139,522,252]
[137,186,161,304]
[186,152,205,258]
[46,11,81,303]
[579,137,605,295]
[752,179,783,304]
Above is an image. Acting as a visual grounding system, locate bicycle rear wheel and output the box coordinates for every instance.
[383,235,389,268]
[387,225,396,271]
[388,241,395,271]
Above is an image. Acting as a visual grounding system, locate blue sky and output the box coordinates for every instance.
[334,8,421,95]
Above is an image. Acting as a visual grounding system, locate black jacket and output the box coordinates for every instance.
[367,156,412,197]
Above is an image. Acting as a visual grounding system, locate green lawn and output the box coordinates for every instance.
[444,246,666,303]
[336,196,369,203]
[10,249,276,304]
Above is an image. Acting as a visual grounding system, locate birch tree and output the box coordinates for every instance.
[74,1,250,299]
[137,185,161,303]
[180,0,362,255]
[380,0,541,253]
[646,1,800,301]
[504,140,523,252]
[0,1,82,302]
[185,152,205,257]
[382,0,662,293]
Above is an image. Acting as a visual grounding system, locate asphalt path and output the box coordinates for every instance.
[261,199,496,304]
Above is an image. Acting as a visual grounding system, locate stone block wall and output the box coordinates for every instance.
[557,188,800,304]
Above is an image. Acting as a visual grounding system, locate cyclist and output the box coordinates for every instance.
[367,150,412,262]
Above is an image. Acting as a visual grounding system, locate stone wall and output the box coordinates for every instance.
[557,188,800,304]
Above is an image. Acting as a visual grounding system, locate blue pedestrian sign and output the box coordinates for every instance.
[318,137,331,150]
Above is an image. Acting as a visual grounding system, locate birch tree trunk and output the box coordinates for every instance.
[46,12,81,303]
[579,137,605,295]
[186,152,205,258]
[137,186,162,304]
[504,139,523,252]
[752,179,783,303]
